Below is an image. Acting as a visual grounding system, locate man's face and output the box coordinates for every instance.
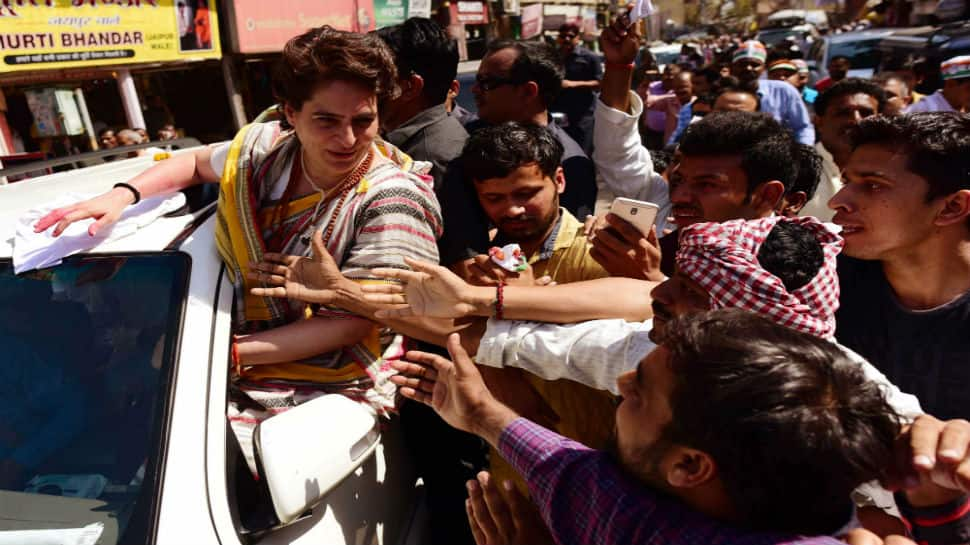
[649,270,711,343]
[668,153,761,230]
[284,79,380,183]
[662,65,682,90]
[731,58,764,84]
[768,68,799,89]
[829,143,940,261]
[713,91,758,112]
[557,30,579,55]
[473,48,527,124]
[672,74,693,105]
[881,78,909,104]
[816,93,879,160]
[946,79,970,110]
[828,58,850,80]
[474,163,564,245]
[691,73,711,97]
[613,345,677,488]
[99,130,117,149]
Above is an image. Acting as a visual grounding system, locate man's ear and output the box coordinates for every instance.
[778,190,808,217]
[664,447,717,489]
[934,189,970,228]
[521,81,541,102]
[750,180,786,212]
[401,73,425,101]
[553,166,566,194]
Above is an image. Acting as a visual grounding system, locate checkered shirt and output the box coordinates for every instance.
[676,216,843,339]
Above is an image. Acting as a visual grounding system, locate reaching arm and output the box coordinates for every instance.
[474,318,655,394]
[34,146,219,237]
[235,315,372,365]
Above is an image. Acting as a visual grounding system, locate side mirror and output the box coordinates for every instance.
[253,395,380,525]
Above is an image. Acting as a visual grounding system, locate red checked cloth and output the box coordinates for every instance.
[676,216,844,339]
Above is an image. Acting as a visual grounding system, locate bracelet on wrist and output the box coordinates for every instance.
[113,182,141,204]
[494,282,506,321]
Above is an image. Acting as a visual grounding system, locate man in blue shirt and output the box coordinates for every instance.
[731,41,815,145]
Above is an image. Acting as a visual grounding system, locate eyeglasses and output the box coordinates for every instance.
[559,33,577,40]
[475,74,521,92]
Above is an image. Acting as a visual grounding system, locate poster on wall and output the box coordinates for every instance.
[374,0,407,28]
[0,0,222,74]
[229,0,376,54]
[409,0,430,18]
[520,3,543,39]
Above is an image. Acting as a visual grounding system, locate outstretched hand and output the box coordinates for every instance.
[248,229,353,305]
[842,529,916,545]
[466,471,554,545]
[33,187,135,237]
[390,333,515,443]
[599,6,641,67]
[361,258,483,319]
[886,415,970,501]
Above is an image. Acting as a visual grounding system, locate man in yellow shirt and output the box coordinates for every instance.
[458,121,616,485]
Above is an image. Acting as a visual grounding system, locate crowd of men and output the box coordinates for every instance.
[220,15,970,545]
[30,13,967,545]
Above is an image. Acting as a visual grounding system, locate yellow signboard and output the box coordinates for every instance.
[0,0,221,74]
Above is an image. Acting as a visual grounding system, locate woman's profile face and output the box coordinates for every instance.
[285,79,380,185]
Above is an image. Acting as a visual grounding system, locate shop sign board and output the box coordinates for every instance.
[449,1,488,25]
[520,3,543,39]
[374,0,407,28]
[408,0,430,18]
[0,0,222,74]
[229,0,376,53]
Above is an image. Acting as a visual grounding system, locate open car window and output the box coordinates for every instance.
[0,253,189,545]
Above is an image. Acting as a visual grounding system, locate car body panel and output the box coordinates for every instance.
[0,153,424,545]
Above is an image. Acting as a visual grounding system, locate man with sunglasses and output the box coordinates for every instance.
[552,23,602,150]
[437,40,597,273]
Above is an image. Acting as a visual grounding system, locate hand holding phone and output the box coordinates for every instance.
[608,197,659,237]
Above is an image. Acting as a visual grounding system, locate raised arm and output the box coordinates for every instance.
[34,146,220,237]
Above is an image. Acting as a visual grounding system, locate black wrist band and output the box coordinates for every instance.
[113,182,141,204]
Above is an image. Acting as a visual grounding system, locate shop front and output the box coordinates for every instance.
[220,0,379,126]
[0,0,225,162]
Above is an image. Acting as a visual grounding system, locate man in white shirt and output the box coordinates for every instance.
[803,79,886,221]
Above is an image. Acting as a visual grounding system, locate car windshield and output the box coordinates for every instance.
[0,253,189,545]
[758,29,800,46]
[829,38,884,70]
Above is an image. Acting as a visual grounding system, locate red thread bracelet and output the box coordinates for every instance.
[495,282,506,321]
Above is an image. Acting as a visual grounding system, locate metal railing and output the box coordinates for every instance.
[0,137,204,180]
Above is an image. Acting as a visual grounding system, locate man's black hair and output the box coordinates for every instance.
[693,66,722,86]
[814,77,887,116]
[829,55,851,64]
[849,112,970,203]
[376,17,459,105]
[649,149,673,176]
[758,221,824,292]
[661,308,899,536]
[487,40,564,107]
[678,111,796,193]
[789,143,823,203]
[461,121,564,183]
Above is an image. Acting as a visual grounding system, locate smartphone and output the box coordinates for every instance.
[609,197,659,237]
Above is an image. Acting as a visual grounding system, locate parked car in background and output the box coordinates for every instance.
[878,21,970,93]
[757,23,820,52]
[763,9,829,32]
[641,42,681,71]
[807,29,895,81]
[0,153,426,545]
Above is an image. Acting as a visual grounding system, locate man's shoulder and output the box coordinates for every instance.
[548,122,588,160]
[761,78,801,98]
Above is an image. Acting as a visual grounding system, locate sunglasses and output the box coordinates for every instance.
[475,74,521,91]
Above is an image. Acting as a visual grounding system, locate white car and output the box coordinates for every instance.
[0,151,426,545]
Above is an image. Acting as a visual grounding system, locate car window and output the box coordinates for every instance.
[651,48,680,67]
[0,253,189,545]
[829,39,883,70]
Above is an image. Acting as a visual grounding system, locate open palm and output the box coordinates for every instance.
[362,258,479,319]
[249,230,349,305]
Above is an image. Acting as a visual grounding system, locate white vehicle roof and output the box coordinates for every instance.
[0,149,208,259]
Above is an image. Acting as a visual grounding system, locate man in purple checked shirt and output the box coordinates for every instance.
[390,309,904,545]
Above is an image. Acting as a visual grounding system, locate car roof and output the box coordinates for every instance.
[825,29,895,43]
[0,150,209,259]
